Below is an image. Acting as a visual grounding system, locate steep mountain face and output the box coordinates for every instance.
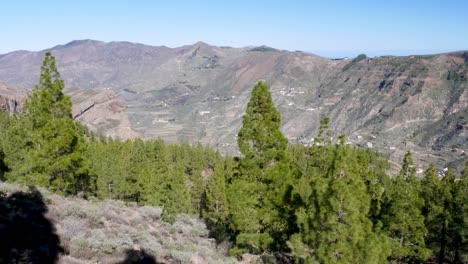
[0,40,466,171]
[0,82,136,139]
[66,87,138,139]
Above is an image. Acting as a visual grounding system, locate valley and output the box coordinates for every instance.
[0,40,466,171]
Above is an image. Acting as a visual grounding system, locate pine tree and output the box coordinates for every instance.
[229,80,292,254]
[89,138,110,198]
[3,52,88,194]
[381,155,431,262]
[203,162,229,241]
[123,138,148,203]
[449,162,467,263]
[140,139,169,206]
[356,149,390,230]
[227,177,271,255]
[237,81,288,163]
[314,116,332,145]
[401,150,420,189]
[161,163,191,223]
[188,143,207,215]
[3,115,33,180]
[383,150,430,261]
[420,163,445,256]
[25,52,72,124]
[438,168,456,263]
[93,139,131,200]
[290,143,390,263]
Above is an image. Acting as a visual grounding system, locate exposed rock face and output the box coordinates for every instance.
[66,87,138,139]
[0,83,138,139]
[0,83,27,114]
[0,95,21,115]
[0,41,466,171]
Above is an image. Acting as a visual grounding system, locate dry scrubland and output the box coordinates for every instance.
[0,182,250,264]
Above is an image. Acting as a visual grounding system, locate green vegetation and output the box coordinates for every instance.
[342,53,367,71]
[229,81,291,255]
[289,143,391,263]
[380,151,430,262]
[249,45,278,52]
[0,53,466,262]
[2,52,89,194]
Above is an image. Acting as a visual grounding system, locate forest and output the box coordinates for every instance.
[0,52,466,263]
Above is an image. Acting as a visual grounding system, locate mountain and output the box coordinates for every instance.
[0,40,466,171]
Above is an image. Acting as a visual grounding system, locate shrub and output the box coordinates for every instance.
[60,216,88,241]
[342,53,367,71]
[249,46,278,52]
[139,205,162,221]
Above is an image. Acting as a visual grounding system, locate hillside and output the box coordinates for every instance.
[0,182,242,264]
[0,40,466,171]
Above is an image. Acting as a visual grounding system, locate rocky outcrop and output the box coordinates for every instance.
[0,83,27,114]
[0,95,21,115]
[0,83,138,140]
[67,88,138,139]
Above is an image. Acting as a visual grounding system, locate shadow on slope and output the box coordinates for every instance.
[119,249,158,264]
[0,187,63,264]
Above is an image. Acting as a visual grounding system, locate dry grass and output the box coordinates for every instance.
[0,182,238,264]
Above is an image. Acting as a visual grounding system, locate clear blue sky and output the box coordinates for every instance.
[2,0,468,57]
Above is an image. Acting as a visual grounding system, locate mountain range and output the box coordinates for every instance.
[0,40,466,172]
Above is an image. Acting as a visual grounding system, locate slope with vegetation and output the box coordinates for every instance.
[0,41,466,172]
[0,53,467,263]
[0,182,237,264]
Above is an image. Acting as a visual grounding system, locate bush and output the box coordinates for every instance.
[60,216,88,241]
[249,46,278,52]
[139,205,162,221]
[342,53,367,71]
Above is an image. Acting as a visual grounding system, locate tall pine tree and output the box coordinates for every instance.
[161,163,191,223]
[3,52,89,194]
[421,163,445,257]
[203,161,229,241]
[450,162,467,263]
[229,80,292,255]
[381,151,431,262]
[289,139,390,263]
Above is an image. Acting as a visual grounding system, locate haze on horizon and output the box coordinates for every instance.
[2,0,468,57]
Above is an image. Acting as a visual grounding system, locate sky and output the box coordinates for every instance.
[2,0,468,57]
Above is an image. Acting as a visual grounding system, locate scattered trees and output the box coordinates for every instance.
[0,53,466,262]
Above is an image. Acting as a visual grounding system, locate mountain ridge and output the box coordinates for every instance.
[0,40,466,172]
[3,39,466,58]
